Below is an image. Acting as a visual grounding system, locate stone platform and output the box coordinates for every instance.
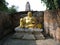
[12,27,45,40]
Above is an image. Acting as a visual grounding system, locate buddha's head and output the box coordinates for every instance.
[27,12,32,17]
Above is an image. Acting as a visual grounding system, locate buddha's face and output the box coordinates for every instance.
[27,12,32,17]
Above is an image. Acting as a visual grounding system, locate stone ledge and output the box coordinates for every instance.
[13,27,45,40]
[12,33,45,40]
[15,27,43,33]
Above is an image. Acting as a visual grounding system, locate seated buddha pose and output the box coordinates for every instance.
[20,12,42,29]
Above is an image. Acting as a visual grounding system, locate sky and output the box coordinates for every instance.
[6,0,46,12]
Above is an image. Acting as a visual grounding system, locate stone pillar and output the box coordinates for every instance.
[25,2,31,11]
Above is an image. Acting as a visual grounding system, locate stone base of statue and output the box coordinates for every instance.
[12,27,45,40]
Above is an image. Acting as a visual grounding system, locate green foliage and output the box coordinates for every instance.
[0,0,17,13]
[8,5,17,14]
[0,0,8,11]
[41,0,60,10]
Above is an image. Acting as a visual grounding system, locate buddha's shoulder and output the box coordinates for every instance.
[23,16,28,19]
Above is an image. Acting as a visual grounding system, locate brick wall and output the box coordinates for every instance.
[44,10,60,42]
[0,12,13,39]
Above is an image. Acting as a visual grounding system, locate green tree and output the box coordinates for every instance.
[8,5,18,14]
[41,0,60,10]
[0,0,18,13]
[0,0,8,11]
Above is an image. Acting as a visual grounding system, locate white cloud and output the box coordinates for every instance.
[6,0,46,11]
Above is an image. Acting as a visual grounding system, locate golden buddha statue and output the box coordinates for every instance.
[19,12,42,29]
[20,18,25,28]
[23,12,36,28]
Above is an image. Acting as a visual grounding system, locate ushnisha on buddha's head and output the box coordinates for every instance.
[27,12,32,17]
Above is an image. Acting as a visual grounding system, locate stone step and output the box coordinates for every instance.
[12,33,45,40]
